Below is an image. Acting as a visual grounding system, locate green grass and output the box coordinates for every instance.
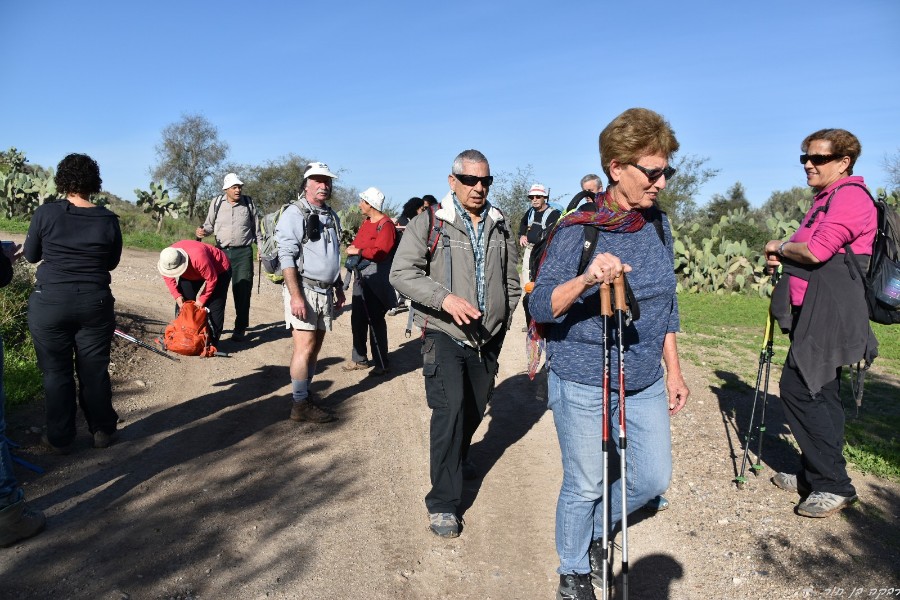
[678,292,900,481]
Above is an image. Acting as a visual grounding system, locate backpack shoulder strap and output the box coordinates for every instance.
[576,226,600,276]
[804,182,873,228]
[210,195,226,227]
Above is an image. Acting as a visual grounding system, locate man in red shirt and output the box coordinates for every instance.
[157,240,232,344]
[342,187,398,375]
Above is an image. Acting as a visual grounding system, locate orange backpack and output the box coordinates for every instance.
[163,300,216,357]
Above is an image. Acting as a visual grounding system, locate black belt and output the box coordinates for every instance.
[219,244,252,249]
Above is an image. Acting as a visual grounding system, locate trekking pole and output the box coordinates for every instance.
[257,257,262,295]
[599,282,613,600]
[612,274,629,600]
[114,329,180,362]
[735,270,780,489]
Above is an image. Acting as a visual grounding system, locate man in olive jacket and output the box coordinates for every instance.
[389,149,520,538]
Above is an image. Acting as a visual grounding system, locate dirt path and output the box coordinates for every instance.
[3,245,899,599]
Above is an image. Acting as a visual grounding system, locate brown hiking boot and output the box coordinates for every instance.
[290,400,335,423]
[0,493,46,548]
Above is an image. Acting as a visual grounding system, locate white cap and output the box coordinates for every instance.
[304,161,338,179]
[222,173,244,189]
[359,187,385,212]
[157,247,189,278]
[528,183,548,197]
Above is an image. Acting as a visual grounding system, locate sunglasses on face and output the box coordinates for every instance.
[528,195,546,200]
[628,163,675,184]
[800,154,843,166]
[453,173,494,187]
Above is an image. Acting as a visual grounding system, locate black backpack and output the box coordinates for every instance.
[842,185,900,325]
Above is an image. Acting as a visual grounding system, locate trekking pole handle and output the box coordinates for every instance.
[612,274,627,312]
[600,282,612,317]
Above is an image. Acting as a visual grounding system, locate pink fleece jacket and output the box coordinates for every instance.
[788,176,876,305]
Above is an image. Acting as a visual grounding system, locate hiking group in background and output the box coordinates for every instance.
[2,111,890,600]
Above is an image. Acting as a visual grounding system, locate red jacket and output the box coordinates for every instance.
[162,240,230,305]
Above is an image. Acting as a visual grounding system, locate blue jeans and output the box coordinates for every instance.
[0,336,20,501]
[548,371,672,575]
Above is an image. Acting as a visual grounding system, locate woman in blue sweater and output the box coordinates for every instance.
[25,154,122,452]
[530,108,690,600]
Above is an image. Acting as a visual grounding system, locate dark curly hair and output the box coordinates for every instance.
[54,153,102,197]
[401,197,425,221]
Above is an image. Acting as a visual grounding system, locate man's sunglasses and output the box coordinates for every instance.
[800,154,843,166]
[628,163,675,183]
[528,195,547,200]
[453,173,494,187]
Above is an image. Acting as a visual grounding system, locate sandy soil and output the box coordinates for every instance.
[2,244,899,600]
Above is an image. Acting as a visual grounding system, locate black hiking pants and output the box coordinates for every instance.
[779,360,856,497]
[350,282,389,368]
[422,330,504,514]
[27,283,117,447]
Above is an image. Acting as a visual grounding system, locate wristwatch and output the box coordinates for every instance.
[777,241,788,257]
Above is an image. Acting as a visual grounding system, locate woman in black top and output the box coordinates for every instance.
[24,154,122,452]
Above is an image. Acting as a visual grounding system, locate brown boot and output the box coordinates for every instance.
[0,493,46,548]
[290,400,335,423]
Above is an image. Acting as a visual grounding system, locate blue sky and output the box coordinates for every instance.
[4,1,899,212]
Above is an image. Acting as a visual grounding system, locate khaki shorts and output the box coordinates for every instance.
[283,284,334,331]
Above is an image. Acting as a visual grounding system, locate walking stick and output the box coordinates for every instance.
[600,282,613,600]
[612,274,630,600]
[257,257,262,295]
[734,270,780,488]
[114,329,180,361]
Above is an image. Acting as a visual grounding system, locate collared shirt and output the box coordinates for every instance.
[201,195,259,248]
[452,194,487,312]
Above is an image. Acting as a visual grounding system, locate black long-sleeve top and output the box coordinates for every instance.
[24,200,122,286]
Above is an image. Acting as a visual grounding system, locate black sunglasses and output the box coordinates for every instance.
[453,173,494,187]
[800,154,843,166]
[528,195,546,200]
[628,163,675,183]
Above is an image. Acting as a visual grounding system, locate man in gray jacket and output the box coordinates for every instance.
[274,161,345,424]
[390,149,520,538]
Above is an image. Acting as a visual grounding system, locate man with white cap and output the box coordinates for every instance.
[196,173,259,342]
[274,162,345,424]
[518,184,560,285]
[342,187,398,375]
[157,240,232,345]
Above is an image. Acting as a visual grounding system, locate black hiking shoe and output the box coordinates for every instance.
[557,573,597,600]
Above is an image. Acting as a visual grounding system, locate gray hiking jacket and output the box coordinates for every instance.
[390,192,521,348]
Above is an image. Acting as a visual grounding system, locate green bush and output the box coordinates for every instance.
[1,260,41,406]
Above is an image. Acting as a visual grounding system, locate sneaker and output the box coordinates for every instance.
[92,430,118,449]
[428,512,459,538]
[230,329,246,342]
[771,472,811,496]
[643,494,670,512]
[461,458,479,481]
[290,400,336,424]
[341,361,370,372]
[796,491,858,518]
[557,573,597,600]
[369,365,389,376]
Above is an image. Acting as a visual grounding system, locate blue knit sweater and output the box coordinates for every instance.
[529,217,679,390]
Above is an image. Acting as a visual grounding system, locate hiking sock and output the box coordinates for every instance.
[291,378,309,403]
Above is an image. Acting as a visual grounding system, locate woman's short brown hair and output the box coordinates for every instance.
[801,128,861,175]
[599,108,680,182]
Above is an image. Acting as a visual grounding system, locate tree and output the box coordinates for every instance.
[704,182,750,223]
[758,186,813,223]
[152,114,228,220]
[488,165,535,232]
[656,154,720,223]
[883,149,900,192]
